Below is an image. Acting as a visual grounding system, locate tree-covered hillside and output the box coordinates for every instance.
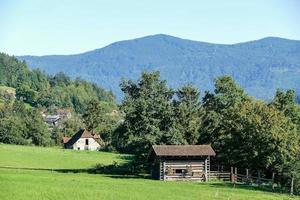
[0,53,115,113]
[0,53,119,146]
[18,35,300,101]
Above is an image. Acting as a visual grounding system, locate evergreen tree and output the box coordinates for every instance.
[174,84,202,144]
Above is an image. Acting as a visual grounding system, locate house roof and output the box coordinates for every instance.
[150,145,216,157]
[63,129,102,146]
[62,136,70,143]
[80,129,95,138]
[93,134,101,139]
[44,115,61,123]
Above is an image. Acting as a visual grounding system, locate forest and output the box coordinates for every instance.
[0,53,300,193]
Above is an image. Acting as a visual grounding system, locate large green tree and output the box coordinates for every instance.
[270,89,300,130]
[117,71,184,155]
[173,84,202,144]
[82,99,107,131]
[0,101,51,146]
[200,76,299,172]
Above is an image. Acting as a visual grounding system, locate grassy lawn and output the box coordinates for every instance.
[0,144,126,169]
[0,144,298,200]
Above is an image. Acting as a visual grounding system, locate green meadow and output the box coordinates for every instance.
[0,144,297,200]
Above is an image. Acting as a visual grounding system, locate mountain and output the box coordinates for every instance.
[17,34,300,101]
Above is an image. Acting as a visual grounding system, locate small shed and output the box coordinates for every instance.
[148,145,216,181]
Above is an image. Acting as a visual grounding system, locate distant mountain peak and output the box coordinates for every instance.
[17,35,300,101]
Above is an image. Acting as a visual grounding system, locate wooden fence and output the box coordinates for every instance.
[209,167,298,195]
[209,171,231,181]
[208,167,274,187]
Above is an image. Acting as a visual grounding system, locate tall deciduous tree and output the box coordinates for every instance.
[82,99,106,131]
[118,71,184,155]
[270,89,300,130]
[200,76,299,172]
[26,109,51,146]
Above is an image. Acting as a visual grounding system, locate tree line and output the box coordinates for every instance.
[114,71,300,192]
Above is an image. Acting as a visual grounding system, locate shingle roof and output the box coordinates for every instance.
[151,145,216,157]
[64,129,100,146]
[80,129,94,138]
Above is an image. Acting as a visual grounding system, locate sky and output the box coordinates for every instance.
[0,0,300,56]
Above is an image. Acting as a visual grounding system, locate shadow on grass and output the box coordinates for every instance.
[0,156,150,179]
[208,182,287,195]
[0,165,291,195]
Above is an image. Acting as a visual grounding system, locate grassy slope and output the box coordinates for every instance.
[0,144,297,200]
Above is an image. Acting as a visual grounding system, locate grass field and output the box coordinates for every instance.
[0,144,298,200]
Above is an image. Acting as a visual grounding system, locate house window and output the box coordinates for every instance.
[85,139,89,145]
[175,169,184,174]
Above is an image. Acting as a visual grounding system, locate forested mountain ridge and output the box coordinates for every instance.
[0,53,115,113]
[18,34,300,101]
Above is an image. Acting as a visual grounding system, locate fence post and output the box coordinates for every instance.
[204,157,208,182]
[234,167,237,187]
[163,161,166,181]
[290,176,294,196]
[272,172,275,191]
[235,167,238,183]
[258,170,261,186]
[246,169,249,183]
[217,165,220,179]
[231,167,234,183]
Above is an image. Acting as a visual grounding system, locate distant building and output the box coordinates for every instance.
[3,89,16,99]
[63,129,102,151]
[148,145,216,181]
[56,108,72,119]
[44,115,61,126]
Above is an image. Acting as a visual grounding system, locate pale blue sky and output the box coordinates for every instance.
[1,0,300,55]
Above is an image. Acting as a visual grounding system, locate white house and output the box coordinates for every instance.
[63,129,102,151]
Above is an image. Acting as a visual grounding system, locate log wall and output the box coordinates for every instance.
[158,156,210,181]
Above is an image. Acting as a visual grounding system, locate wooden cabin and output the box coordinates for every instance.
[148,145,216,181]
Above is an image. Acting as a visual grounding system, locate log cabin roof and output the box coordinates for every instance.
[151,145,216,157]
